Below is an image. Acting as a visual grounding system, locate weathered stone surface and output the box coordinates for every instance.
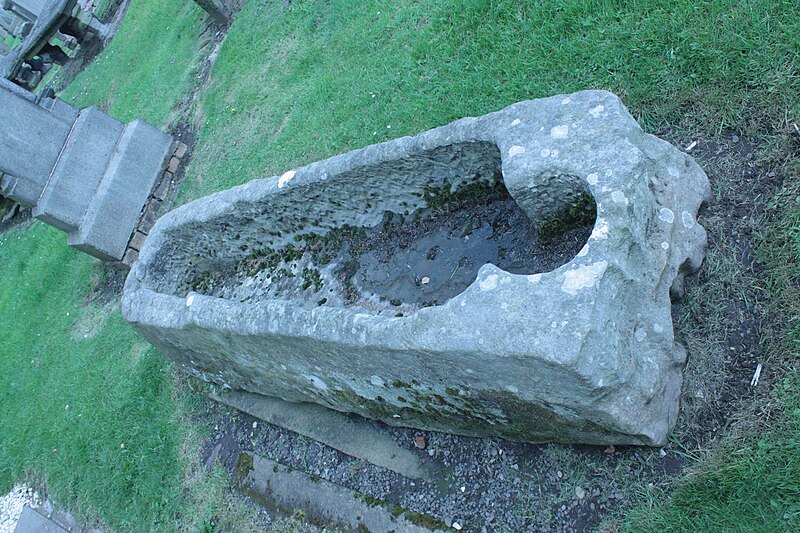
[33,107,125,232]
[122,90,710,446]
[237,452,439,532]
[0,80,74,206]
[128,230,147,252]
[67,120,173,261]
[213,389,433,480]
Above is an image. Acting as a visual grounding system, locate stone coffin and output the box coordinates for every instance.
[122,90,710,446]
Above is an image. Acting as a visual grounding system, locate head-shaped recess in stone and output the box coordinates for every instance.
[122,90,710,446]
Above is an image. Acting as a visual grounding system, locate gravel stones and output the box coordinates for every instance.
[123,90,710,446]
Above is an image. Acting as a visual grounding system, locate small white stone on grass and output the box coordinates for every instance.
[0,484,41,533]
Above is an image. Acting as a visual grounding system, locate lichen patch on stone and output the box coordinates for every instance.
[611,191,628,205]
[589,104,605,117]
[550,124,569,138]
[561,260,608,295]
[479,274,499,291]
[508,145,526,157]
[590,219,610,240]
[658,207,674,223]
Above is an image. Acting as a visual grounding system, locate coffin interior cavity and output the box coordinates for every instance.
[149,141,595,314]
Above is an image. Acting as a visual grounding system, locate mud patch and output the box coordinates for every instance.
[83,264,126,305]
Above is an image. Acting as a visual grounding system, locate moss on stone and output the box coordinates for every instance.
[234,452,254,484]
[537,192,597,243]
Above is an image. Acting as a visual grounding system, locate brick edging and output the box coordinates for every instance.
[121,141,188,267]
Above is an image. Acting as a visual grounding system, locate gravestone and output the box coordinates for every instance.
[0,7,28,37]
[0,79,174,261]
[123,90,710,446]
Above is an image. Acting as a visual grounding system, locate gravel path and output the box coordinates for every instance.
[0,484,41,533]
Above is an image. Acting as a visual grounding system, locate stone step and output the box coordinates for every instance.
[212,389,434,481]
[33,107,125,232]
[235,451,451,532]
[13,505,66,533]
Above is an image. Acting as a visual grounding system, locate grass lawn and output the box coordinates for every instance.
[1,1,272,531]
[62,0,205,124]
[1,0,798,530]
[181,0,799,202]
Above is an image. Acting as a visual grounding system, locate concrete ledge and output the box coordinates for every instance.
[68,120,173,260]
[13,505,67,533]
[236,452,448,532]
[34,107,124,232]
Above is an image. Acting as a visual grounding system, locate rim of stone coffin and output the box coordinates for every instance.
[122,90,711,446]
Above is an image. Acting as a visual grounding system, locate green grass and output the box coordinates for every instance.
[625,180,800,531]
[0,1,266,531]
[93,0,125,22]
[0,225,181,529]
[61,0,207,125]
[181,0,799,203]
[0,224,289,531]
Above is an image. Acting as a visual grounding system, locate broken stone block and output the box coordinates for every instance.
[122,90,710,446]
[128,231,147,252]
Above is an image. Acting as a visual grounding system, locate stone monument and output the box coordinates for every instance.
[0,78,175,262]
[122,90,710,446]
